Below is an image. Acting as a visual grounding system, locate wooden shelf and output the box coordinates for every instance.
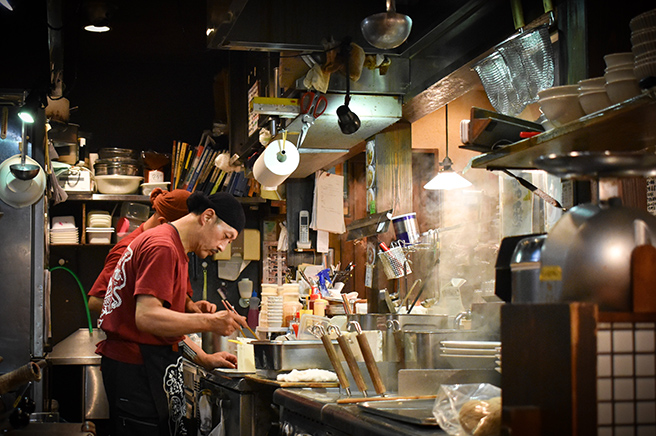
[63,193,267,203]
[64,193,150,202]
[471,92,656,170]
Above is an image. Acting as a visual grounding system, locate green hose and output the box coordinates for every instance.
[49,266,94,334]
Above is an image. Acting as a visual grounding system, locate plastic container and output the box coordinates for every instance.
[247,291,260,330]
[86,227,115,244]
[297,313,332,340]
[120,202,150,222]
[313,298,328,317]
[283,301,303,327]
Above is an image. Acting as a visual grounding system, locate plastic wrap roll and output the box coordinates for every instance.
[253,140,299,189]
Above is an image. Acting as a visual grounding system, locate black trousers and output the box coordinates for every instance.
[101,345,187,436]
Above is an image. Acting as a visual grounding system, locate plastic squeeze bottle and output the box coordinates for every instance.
[247,290,260,329]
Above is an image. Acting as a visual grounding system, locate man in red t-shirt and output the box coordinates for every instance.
[96,191,248,436]
[89,188,235,370]
[88,188,190,313]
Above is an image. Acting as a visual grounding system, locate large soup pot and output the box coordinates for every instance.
[403,329,490,369]
[347,313,449,363]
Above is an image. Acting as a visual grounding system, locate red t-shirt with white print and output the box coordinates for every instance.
[96,224,191,364]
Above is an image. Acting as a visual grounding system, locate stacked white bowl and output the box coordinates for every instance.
[50,215,79,245]
[631,8,656,84]
[604,52,642,104]
[577,77,612,114]
[537,84,585,127]
[259,295,283,328]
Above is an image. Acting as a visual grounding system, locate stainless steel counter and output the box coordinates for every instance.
[47,328,105,365]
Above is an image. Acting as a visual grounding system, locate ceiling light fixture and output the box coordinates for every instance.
[18,91,40,124]
[0,0,13,11]
[84,1,114,33]
[424,105,472,190]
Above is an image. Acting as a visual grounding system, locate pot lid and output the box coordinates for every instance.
[0,154,46,208]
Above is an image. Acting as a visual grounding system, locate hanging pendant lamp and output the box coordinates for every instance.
[423,105,472,190]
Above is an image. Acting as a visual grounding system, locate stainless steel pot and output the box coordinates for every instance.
[540,199,656,311]
[402,329,488,369]
[347,313,449,363]
[94,158,141,176]
[98,147,139,159]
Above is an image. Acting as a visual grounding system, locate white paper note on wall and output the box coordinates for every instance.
[316,230,329,253]
[311,171,346,234]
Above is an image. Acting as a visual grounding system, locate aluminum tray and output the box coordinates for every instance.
[252,340,340,372]
[357,398,439,426]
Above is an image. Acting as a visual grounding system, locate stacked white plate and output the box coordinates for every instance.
[439,340,501,369]
[50,215,79,245]
[631,8,656,82]
[87,210,112,228]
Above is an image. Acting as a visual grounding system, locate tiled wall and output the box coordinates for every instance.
[597,321,656,436]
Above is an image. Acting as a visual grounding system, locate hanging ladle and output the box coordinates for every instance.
[10,123,40,181]
[361,0,412,50]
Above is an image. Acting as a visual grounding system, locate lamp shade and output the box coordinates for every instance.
[423,170,472,190]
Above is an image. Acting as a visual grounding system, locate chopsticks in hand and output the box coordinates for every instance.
[222,300,258,339]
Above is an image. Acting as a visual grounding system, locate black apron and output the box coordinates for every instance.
[139,344,188,436]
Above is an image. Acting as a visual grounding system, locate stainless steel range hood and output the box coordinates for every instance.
[286,93,402,178]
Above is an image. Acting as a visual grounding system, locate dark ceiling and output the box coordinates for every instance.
[50,0,545,153]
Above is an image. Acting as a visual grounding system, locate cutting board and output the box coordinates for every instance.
[245,374,339,388]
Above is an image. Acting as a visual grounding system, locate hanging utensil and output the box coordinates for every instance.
[473,0,555,116]
[337,41,361,135]
[386,319,405,366]
[500,169,566,211]
[361,0,413,49]
[10,125,40,181]
[312,325,352,397]
[328,324,369,397]
[348,320,386,396]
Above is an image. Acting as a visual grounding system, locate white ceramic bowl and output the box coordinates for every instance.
[604,67,636,83]
[578,90,612,114]
[95,175,143,194]
[632,41,656,57]
[539,94,585,126]
[537,84,579,100]
[632,28,656,46]
[635,52,656,64]
[604,52,635,69]
[630,8,656,32]
[141,182,170,196]
[578,77,606,91]
[634,60,656,81]
[605,79,642,104]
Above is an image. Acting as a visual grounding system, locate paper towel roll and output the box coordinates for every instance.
[253,139,299,188]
